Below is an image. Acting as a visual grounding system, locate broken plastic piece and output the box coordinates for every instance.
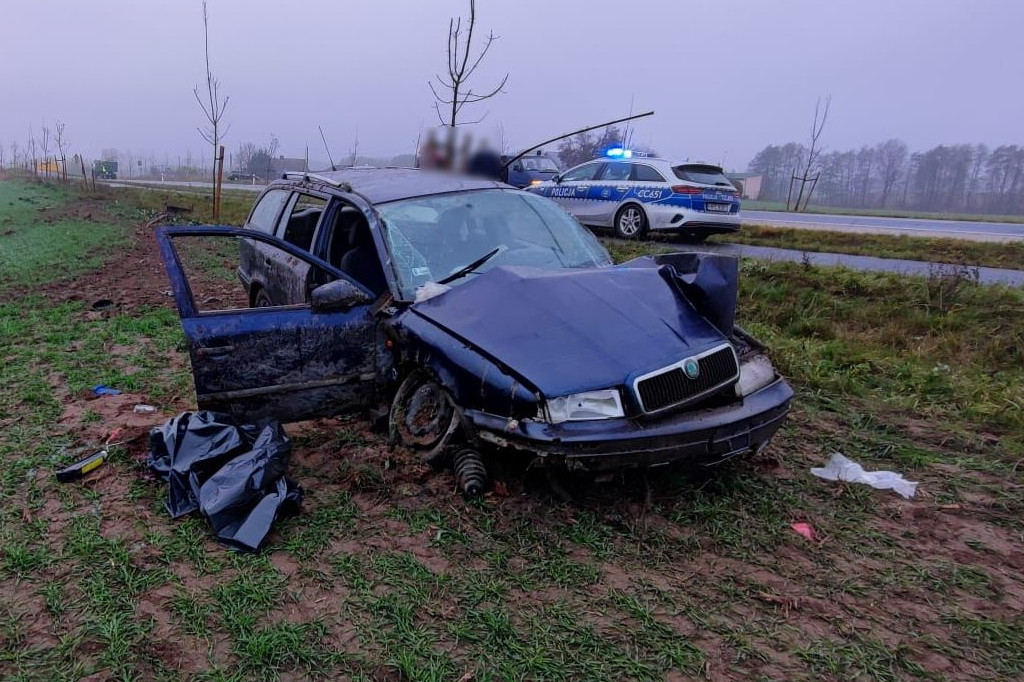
[133,404,157,414]
[148,411,302,551]
[790,522,815,541]
[810,452,918,499]
[92,385,121,396]
[56,450,107,482]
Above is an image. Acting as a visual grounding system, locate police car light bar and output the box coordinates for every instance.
[605,147,633,159]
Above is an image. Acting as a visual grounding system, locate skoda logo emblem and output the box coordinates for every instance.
[683,357,700,379]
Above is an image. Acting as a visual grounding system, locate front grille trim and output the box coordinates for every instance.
[632,343,740,415]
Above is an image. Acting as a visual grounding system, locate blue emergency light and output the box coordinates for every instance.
[605,147,633,159]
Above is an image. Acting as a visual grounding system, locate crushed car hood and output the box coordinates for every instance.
[409,262,733,397]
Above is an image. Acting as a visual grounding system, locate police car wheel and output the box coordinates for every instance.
[614,204,648,239]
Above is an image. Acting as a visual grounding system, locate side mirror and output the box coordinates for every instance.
[552,174,562,184]
[311,279,371,312]
[512,163,523,172]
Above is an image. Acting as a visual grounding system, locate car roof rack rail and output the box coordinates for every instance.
[282,171,351,190]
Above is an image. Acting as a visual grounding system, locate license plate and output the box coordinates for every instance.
[706,203,731,213]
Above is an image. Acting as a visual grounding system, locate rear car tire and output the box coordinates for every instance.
[389,369,460,467]
[614,204,648,240]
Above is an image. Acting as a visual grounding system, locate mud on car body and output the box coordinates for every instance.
[156,168,791,483]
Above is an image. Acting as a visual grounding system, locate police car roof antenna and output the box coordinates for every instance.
[500,110,654,171]
[319,125,337,172]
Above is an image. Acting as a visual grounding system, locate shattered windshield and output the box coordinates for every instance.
[377,189,612,300]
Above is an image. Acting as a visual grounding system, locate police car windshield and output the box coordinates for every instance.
[673,164,733,187]
[377,189,612,300]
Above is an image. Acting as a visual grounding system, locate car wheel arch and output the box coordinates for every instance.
[614,202,649,239]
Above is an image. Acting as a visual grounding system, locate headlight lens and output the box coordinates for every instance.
[544,389,624,423]
[735,354,776,397]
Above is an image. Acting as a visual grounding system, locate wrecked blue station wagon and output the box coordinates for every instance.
[157,168,792,489]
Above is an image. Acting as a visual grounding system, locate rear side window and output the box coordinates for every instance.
[633,164,666,182]
[276,193,328,251]
[561,162,601,182]
[672,164,733,187]
[598,162,632,181]
[247,189,289,233]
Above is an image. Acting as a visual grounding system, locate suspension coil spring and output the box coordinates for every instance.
[453,449,487,498]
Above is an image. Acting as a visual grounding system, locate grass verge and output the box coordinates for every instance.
[1,179,1023,680]
[711,224,1024,271]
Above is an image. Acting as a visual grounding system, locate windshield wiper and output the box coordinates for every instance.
[437,247,502,285]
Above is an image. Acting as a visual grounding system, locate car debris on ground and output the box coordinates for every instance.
[810,452,919,499]
[147,411,302,551]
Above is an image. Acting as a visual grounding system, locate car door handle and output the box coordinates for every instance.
[195,345,235,358]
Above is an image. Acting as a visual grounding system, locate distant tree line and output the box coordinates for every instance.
[749,140,1024,216]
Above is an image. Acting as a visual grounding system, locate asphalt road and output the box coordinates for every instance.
[743,209,1024,242]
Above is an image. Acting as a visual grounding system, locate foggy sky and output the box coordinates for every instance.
[2,0,1022,170]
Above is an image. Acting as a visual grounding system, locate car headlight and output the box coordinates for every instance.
[543,389,624,424]
[735,354,776,397]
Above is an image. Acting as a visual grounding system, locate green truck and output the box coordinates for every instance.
[92,160,118,180]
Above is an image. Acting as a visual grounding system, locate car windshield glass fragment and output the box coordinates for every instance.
[377,189,612,300]
[673,165,734,187]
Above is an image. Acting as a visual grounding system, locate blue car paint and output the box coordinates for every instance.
[502,155,560,189]
[466,377,794,471]
[410,264,728,400]
[159,213,791,469]
[392,312,540,419]
[534,182,741,215]
[157,226,377,422]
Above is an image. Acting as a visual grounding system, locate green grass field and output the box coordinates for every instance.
[2,179,1023,680]
[710,224,1024,271]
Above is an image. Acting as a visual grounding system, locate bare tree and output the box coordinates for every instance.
[28,126,38,176]
[235,141,258,172]
[39,125,52,177]
[194,0,230,195]
[9,141,18,170]
[54,122,69,182]
[790,95,831,211]
[494,124,510,154]
[875,138,907,208]
[428,0,508,128]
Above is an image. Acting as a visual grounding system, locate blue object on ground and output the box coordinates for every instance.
[92,385,122,396]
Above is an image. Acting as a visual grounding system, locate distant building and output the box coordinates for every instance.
[726,173,762,199]
[268,156,308,176]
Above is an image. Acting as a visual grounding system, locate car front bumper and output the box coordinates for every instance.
[464,376,793,472]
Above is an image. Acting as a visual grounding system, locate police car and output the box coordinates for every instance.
[528,150,741,241]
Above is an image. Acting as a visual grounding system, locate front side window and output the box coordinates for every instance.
[561,162,602,182]
[377,190,612,300]
[247,189,289,233]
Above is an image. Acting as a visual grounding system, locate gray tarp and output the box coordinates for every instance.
[148,411,302,551]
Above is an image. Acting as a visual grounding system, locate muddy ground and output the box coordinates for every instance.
[2,183,1023,681]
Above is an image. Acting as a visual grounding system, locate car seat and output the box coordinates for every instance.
[339,218,387,296]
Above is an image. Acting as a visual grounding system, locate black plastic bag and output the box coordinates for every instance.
[148,411,303,551]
